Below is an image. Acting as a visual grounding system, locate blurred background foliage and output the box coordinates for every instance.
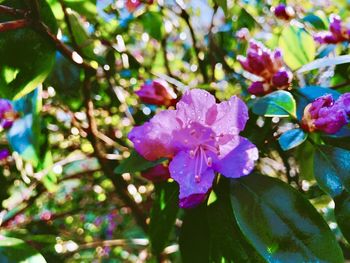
[0,0,350,262]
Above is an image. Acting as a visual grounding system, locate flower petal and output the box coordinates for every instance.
[213,136,258,178]
[179,193,208,209]
[128,110,179,161]
[176,89,216,126]
[211,96,249,135]
[169,151,215,199]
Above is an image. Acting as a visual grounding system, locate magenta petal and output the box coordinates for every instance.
[179,193,208,209]
[176,89,216,125]
[128,110,179,161]
[211,96,249,135]
[169,151,215,199]
[213,137,258,178]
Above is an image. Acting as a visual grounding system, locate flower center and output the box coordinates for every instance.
[190,142,219,183]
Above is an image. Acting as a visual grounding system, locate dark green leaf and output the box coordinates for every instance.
[230,174,344,263]
[0,0,57,99]
[314,146,350,197]
[252,90,296,117]
[208,178,264,263]
[335,191,350,243]
[279,26,315,70]
[0,236,47,263]
[303,14,327,30]
[214,0,227,16]
[140,12,164,41]
[179,205,210,263]
[114,150,166,174]
[278,128,307,151]
[149,182,179,255]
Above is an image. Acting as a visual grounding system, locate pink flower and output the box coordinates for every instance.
[314,15,350,44]
[272,4,295,20]
[141,164,170,182]
[125,0,153,12]
[237,40,292,95]
[136,79,177,107]
[301,94,350,134]
[236,28,250,41]
[128,89,258,208]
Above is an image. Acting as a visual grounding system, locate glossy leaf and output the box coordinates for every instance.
[335,191,350,243]
[279,26,315,70]
[252,90,296,117]
[114,150,166,174]
[297,55,350,74]
[208,178,264,263]
[230,174,344,263]
[303,14,327,30]
[179,205,210,263]
[278,128,307,151]
[314,146,350,197]
[0,0,57,99]
[0,236,47,263]
[149,182,179,255]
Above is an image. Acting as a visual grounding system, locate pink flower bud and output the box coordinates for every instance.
[273,4,295,20]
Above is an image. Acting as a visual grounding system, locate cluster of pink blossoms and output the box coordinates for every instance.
[314,15,350,44]
[237,40,293,96]
[301,93,350,134]
[135,79,177,107]
[128,89,258,208]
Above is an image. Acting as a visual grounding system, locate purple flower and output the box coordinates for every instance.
[314,15,350,44]
[128,89,258,208]
[301,94,350,134]
[272,4,295,20]
[0,149,10,161]
[237,40,292,95]
[141,164,170,183]
[0,99,16,129]
[136,79,177,107]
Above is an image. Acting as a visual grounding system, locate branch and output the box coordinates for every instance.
[82,71,148,232]
[179,8,209,83]
[0,5,26,17]
[0,19,29,32]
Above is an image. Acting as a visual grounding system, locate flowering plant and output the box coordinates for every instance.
[0,0,350,262]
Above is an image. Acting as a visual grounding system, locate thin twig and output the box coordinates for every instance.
[0,5,26,17]
[0,19,29,32]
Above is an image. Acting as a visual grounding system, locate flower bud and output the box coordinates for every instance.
[141,164,170,183]
[136,79,177,106]
[236,28,250,41]
[272,4,295,20]
[248,81,269,95]
[0,149,10,162]
[301,94,349,134]
[272,69,292,87]
[0,99,16,129]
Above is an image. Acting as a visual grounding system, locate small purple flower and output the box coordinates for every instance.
[128,89,258,208]
[272,4,295,20]
[237,40,292,95]
[0,149,10,161]
[0,99,16,129]
[136,79,177,107]
[236,28,250,41]
[301,93,350,134]
[314,15,350,44]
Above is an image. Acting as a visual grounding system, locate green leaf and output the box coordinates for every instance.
[278,128,307,151]
[0,0,57,99]
[214,0,227,16]
[303,14,327,30]
[149,182,179,255]
[0,236,47,263]
[335,191,350,243]
[295,140,315,180]
[179,205,210,263]
[208,178,264,263]
[297,55,350,74]
[314,146,350,197]
[114,150,166,174]
[230,174,344,263]
[139,12,164,41]
[279,25,315,70]
[252,90,296,117]
[64,0,97,20]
